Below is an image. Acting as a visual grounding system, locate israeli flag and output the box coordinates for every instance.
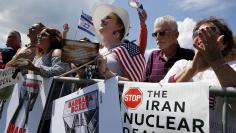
[78,11,95,36]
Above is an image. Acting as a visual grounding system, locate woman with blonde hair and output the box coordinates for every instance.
[93,4,145,81]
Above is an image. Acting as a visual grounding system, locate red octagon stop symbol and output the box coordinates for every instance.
[123,87,143,110]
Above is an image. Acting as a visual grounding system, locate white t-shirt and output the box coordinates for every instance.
[99,47,124,76]
[161,59,236,133]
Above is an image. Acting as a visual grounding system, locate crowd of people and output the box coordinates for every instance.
[0,3,236,133]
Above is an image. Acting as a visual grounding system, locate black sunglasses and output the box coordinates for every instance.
[37,32,50,39]
[192,26,220,39]
[152,30,174,38]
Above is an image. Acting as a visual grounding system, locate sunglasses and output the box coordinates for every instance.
[192,26,220,39]
[37,32,50,39]
[152,30,175,38]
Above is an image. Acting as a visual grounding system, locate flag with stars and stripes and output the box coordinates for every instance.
[78,11,95,36]
[112,40,145,81]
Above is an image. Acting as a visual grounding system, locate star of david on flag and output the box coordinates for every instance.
[78,11,95,36]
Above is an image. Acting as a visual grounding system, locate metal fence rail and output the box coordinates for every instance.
[39,77,236,133]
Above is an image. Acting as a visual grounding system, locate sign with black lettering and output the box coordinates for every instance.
[51,77,122,133]
[121,82,209,133]
[0,74,53,133]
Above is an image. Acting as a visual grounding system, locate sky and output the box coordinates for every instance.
[0,0,235,58]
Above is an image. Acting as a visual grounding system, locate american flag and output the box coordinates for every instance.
[112,40,145,81]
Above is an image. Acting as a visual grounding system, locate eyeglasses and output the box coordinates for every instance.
[37,32,50,39]
[192,26,220,39]
[152,30,175,38]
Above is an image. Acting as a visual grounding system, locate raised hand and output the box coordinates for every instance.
[138,9,147,24]
[194,27,225,65]
[62,23,70,39]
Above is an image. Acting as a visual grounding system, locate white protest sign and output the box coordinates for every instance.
[51,77,122,133]
[0,74,53,133]
[121,82,209,133]
[0,67,23,90]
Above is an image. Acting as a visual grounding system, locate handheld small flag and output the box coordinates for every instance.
[78,11,95,36]
[112,40,145,81]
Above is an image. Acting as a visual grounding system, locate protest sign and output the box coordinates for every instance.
[0,74,53,133]
[121,82,209,133]
[0,67,23,90]
[51,77,122,133]
[61,39,99,65]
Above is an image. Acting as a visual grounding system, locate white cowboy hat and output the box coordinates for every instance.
[93,4,130,41]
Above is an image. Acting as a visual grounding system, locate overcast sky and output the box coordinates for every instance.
[1,0,235,59]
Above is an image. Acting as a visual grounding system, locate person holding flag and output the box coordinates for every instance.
[62,23,70,39]
[93,4,146,81]
[128,0,148,56]
[137,8,148,56]
[62,11,95,40]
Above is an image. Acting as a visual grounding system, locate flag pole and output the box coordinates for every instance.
[57,59,94,78]
[57,51,111,78]
[74,11,83,40]
[73,29,79,40]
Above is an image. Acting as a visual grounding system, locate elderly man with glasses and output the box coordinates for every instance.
[143,15,194,82]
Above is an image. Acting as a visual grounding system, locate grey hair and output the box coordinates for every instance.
[154,15,178,31]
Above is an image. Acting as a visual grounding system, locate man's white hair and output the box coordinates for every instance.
[154,15,178,31]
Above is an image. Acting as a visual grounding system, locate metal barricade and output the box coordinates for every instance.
[39,77,236,133]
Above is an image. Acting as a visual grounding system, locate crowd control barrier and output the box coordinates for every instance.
[38,77,236,133]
